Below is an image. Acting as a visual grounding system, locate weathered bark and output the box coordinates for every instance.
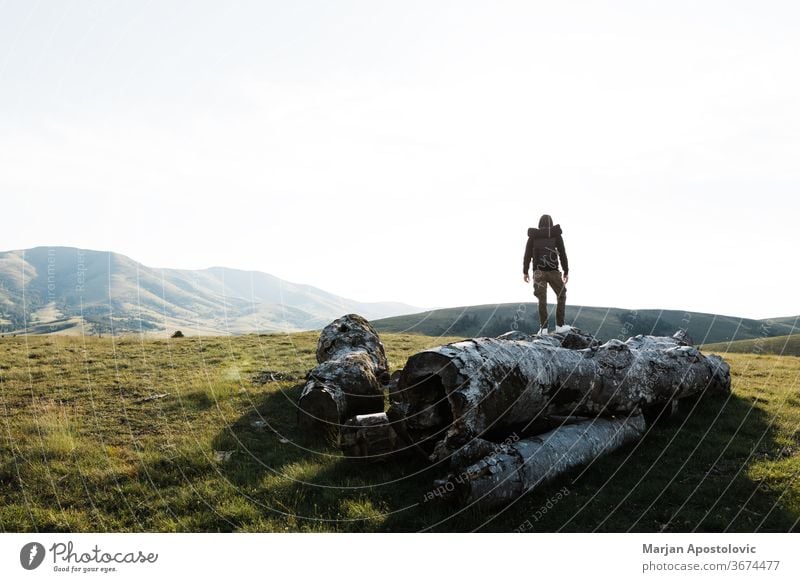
[432,414,646,508]
[384,328,599,453]
[389,331,730,462]
[496,327,601,350]
[339,412,399,459]
[316,313,389,372]
[298,314,389,436]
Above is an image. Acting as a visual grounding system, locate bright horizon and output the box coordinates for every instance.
[1,1,798,320]
[2,243,794,323]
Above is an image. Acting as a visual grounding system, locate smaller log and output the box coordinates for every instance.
[433,414,646,508]
[298,314,388,436]
[316,313,389,376]
[339,412,399,459]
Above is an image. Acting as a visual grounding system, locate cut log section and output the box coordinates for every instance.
[339,412,399,459]
[389,331,730,462]
[298,314,389,436]
[432,414,646,508]
[316,313,389,373]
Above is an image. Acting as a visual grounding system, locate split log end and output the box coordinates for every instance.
[339,412,399,460]
[298,381,344,439]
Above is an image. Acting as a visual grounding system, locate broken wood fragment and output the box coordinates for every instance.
[339,412,399,459]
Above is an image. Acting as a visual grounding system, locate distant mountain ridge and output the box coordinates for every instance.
[702,334,800,357]
[0,246,423,336]
[3,247,795,342]
[372,304,799,345]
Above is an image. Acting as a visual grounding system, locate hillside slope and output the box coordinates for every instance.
[372,303,799,344]
[703,334,800,357]
[0,247,421,335]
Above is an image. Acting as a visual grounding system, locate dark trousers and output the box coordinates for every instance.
[533,269,566,328]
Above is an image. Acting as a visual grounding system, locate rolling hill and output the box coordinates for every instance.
[372,303,799,345]
[703,334,800,357]
[766,315,800,329]
[0,246,422,336]
[3,246,795,343]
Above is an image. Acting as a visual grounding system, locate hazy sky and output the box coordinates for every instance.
[1,1,798,319]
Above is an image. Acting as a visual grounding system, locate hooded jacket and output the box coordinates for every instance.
[523,223,568,276]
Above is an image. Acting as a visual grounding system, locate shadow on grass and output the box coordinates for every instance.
[211,385,799,532]
[207,383,470,531]
[480,390,799,533]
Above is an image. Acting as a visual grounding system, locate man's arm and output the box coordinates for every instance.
[523,237,533,279]
[557,235,568,277]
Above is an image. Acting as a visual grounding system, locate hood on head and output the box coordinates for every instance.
[528,224,562,238]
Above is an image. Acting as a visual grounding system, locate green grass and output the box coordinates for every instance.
[1,333,799,532]
[704,334,800,357]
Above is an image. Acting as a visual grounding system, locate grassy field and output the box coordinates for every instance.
[1,333,799,532]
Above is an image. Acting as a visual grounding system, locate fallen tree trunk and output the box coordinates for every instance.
[389,332,730,462]
[298,314,389,436]
[430,414,646,508]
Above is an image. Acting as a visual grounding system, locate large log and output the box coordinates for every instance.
[383,327,599,457]
[298,314,389,436]
[430,414,646,508]
[388,331,730,462]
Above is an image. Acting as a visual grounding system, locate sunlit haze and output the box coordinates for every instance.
[1,1,798,319]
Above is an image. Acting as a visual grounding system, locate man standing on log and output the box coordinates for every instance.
[523,214,569,335]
